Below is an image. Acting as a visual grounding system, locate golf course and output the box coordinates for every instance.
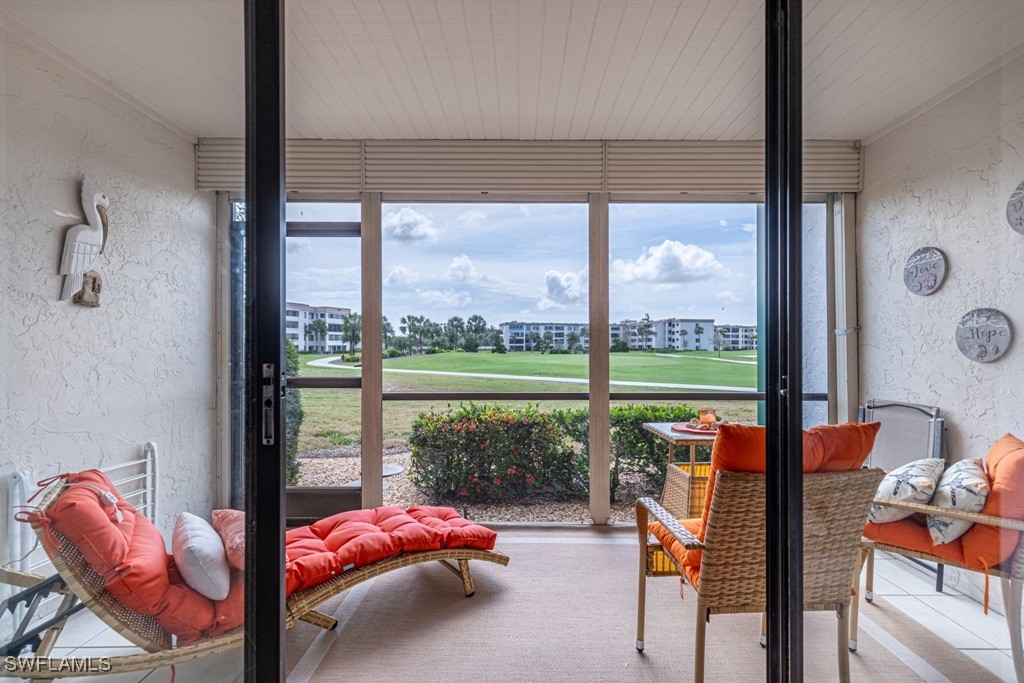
[293,350,759,452]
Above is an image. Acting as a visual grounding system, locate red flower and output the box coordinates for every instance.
[507,467,516,475]
[493,476,501,485]
[468,423,476,431]
[458,488,468,497]
[526,475,535,484]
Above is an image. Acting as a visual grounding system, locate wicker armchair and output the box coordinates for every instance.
[636,468,884,683]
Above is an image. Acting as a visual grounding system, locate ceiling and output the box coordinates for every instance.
[3,0,1023,142]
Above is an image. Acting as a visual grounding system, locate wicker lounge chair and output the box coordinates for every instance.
[636,468,883,683]
[1,481,509,679]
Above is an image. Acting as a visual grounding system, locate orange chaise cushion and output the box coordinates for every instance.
[406,506,498,550]
[44,470,240,643]
[961,434,1024,570]
[862,517,966,565]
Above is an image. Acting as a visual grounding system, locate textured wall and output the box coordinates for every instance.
[859,55,1024,604]
[0,30,218,536]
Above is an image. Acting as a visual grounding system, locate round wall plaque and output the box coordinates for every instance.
[1008,181,1024,235]
[903,247,947,296]
[955,308,1013,363]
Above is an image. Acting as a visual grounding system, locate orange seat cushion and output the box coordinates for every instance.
[44,470,240,643]
[406,506,498,550]
[284,506,497,596]
[649,517,703,572]
[862,517,965,565]
[961,434,1024,569]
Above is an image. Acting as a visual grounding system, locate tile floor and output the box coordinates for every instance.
[26,550,1018,682]
[869,551,1019,681]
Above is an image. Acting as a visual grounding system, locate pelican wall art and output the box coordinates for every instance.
[59,178,110,306]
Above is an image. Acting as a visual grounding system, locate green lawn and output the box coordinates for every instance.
[292,350,759,453]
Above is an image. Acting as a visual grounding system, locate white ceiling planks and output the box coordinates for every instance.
[1,0,1022,142]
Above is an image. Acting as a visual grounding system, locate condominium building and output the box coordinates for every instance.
[502,318,718,352]
[286,302,352,353]
[499,322,590,352]
[716,324,758,351]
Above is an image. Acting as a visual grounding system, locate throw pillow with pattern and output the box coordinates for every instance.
[868,458,945,524]
[927,458,989,545]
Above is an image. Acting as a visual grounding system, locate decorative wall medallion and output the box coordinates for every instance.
[1009,181,1024,235]
[956,308,1012,363]
[903,247,947,296]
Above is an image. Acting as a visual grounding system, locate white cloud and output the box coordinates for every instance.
[538,267,588,309]
[612,240,724,284]
[416,289,472,307]
[741,223,757,234]
[719,219,729,227]
[654,283,679,292]
[383,207,438,243]
[445,254,480,283]
[518,205,532,217]
[717,290,740,303]
[384,266,420,286]
[456,210,487,229]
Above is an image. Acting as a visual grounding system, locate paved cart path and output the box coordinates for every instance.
[654,353,757,365]
[305,356,756,392]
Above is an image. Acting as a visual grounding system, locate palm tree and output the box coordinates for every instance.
[567,330,580,352]
[382,316,395,349]
[341,313,361,353]
[305,317,328,353]
[714,326,728,357]
[445,316,465,349]
[526,330,541,352]
[679,328,689,351]
[694,323,705,351]
[400,315,426,353]
[466,314,488,342]
[636,314,654,351]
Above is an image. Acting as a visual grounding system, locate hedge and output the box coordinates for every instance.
[409,402,701,503]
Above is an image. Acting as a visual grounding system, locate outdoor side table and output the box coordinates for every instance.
[642,422,717,519]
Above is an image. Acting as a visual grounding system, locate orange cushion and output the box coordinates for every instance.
[212,509,245,571]
[44,470,238,643]
[962,434,1024,569]
[406,506,497,550]
[649,517,702,568]
[862,517,965,565]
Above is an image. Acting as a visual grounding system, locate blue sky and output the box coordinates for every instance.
[285,202,759,328]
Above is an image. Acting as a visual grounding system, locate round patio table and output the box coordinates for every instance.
[642,422,717,464]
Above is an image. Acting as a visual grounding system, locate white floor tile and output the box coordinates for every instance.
[916,593,1015,650]
[882,595,991,649]
[962,648,1017,682]
[140,649,241,682]
[53,610,112,649]
[874,555,961,597]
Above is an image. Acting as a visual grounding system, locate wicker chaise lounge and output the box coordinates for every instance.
[1,476,509,679]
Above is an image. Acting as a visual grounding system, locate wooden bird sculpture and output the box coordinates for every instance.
[59,179,110,301]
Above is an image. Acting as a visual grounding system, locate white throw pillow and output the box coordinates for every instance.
[172,512,231,601]
[927,458,989,545]
[868,458,945,524]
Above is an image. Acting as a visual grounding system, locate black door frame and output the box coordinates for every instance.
[244,0,286,680]
[241,0,806,678]
[765,0,804,680]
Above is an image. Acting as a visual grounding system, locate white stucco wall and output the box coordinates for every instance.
[0,30,218,536]
[859,55,1024,605]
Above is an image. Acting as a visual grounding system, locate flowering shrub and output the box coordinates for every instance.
[410,402,702,504]
[409,403,586,503]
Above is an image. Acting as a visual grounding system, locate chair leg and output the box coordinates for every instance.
[1001,576,1024,683]
[850,548,867,652]
[865,548,875,603]
[694,607,707,683]
[636,553,647,652]
[759,612,767,648]
[299,610,338,630]
[837,604,851,683]
[458,559,475,597]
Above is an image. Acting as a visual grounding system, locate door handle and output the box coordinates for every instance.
[262,363,275,445]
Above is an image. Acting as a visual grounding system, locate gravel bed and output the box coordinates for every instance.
[297,451,642,524]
